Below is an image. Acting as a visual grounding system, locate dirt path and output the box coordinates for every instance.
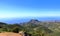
[0,32,22,36]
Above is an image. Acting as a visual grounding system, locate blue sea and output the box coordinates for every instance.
[0,17,60,24]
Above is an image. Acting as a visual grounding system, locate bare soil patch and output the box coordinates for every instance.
[0,32,22,36]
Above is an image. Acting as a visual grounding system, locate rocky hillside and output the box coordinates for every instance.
[21,19,60,32]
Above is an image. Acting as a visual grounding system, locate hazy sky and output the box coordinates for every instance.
[0,0,60,18]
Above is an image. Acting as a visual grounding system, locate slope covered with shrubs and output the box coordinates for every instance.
[0,19,60,36]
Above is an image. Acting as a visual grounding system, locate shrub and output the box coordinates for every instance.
[12,27,20,33]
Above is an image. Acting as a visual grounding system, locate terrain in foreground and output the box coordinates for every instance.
[0,19,60,36]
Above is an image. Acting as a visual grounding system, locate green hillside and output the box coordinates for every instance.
[0,19,60,36]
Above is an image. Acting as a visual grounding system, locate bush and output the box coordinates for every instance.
[12,27,20,33]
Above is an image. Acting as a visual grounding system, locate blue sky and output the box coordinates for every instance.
[0,0,60,18]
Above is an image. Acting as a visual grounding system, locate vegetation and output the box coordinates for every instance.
[0,19,60,36]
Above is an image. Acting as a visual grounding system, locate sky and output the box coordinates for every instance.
[0,0,60,18]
